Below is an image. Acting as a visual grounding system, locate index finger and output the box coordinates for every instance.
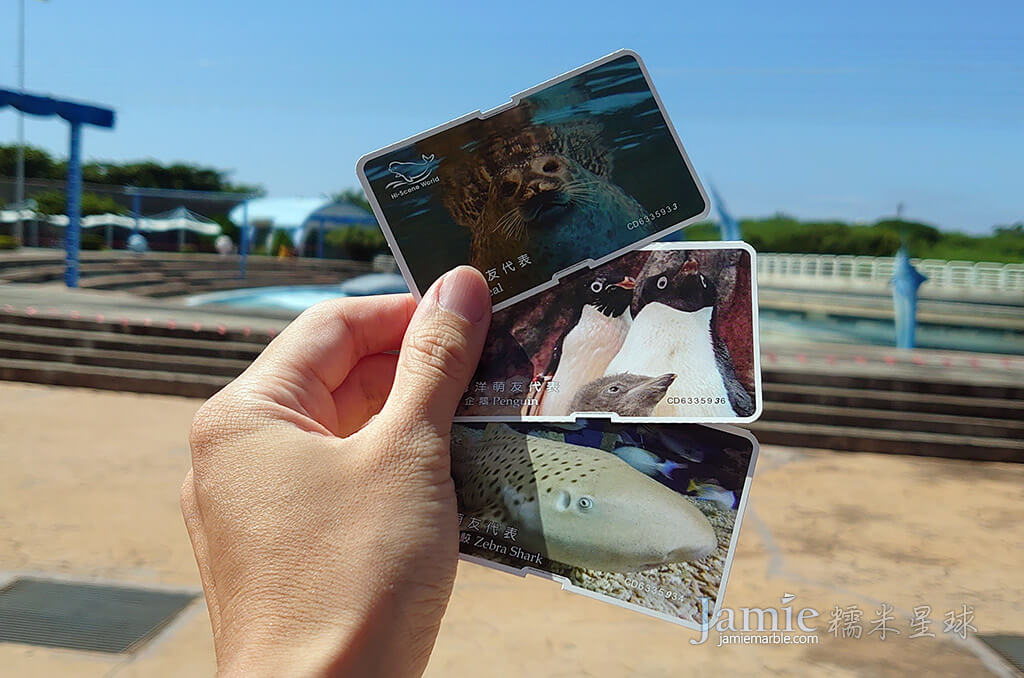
[248,293,417,393]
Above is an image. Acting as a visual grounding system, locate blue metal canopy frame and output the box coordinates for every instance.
[1,88,115,287]
[302,201,377,259]
[123,186,254,277]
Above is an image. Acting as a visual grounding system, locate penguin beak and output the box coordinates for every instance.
[682,259,699,276]
[629,373,677,403]
[615,276,636,290]
[647,373,677,391]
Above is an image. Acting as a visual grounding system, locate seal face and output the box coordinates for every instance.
[436,119,646,276]
[473,151,581,261]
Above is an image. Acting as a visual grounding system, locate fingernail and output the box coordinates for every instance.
[437,266,490,323]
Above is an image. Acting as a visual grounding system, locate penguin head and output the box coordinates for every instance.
[569,372,677,416]
[585,275,636,318]
[636,258,717,314]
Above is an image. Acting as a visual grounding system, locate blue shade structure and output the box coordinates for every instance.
[302,201,377,259]
[0,88,115,287]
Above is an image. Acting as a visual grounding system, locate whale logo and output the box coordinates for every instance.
[387,154,438,189]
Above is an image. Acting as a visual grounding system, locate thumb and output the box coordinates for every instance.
[379,266,491,437]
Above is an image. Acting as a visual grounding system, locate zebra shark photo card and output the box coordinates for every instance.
[454,241,762,424]
[450,420,758,629]
[357,49,708,311]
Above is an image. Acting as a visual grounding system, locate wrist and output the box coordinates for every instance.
[217,620,367,678]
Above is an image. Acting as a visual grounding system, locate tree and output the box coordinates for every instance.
[0,144,262,194]
[324,226,389,261]
[331,187,373,214]
[33,190,127,216]
[0,145,60,179]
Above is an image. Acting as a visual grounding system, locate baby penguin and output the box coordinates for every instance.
[569,372,676,417]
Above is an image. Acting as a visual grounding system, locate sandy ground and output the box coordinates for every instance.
[1,381,1021,677]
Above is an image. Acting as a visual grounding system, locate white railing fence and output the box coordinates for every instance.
[757,253,1024,293]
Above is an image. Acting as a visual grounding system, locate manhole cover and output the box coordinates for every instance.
[0,577,198,654]
[979,635,1024,674]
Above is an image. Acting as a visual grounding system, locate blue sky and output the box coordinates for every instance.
[1,0,1020,233]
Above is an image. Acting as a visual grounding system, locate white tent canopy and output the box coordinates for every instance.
[131,206,221,236]
[0,205,221,236]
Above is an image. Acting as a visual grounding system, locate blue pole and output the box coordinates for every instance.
[891,247,927,349]
[131,192,142,236]
[64,121,83,288]
[317,219,325,259]
[711,185,742,241]
[239,201,249,279]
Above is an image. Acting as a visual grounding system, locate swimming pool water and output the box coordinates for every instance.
[187,277,1021,354]
[186,273,407,313]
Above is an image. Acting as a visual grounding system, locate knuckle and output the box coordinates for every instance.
[295,298,350,337]
[179,474,195,516]
[297,299,338,327]
[188,391,238,460]
[405,322,474,385]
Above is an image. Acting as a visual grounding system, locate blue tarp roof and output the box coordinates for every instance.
[227,197,376,230]
[303,200,376,227]
[228,197,378,250]
[228,197,328,230]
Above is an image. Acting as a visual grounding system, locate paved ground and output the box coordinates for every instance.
[1,382,1022,677]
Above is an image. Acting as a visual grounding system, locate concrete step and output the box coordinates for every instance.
[763,401,1022,439]
[78,272,167,290]
[178,269,341,282]
[118,281,191,297]
[749,421,1024,463]
[0,357,228,398]
[0,312,272,345]
[0,253,63,272]
[763,382,1022,420]
[132,275,346,298]
[0,265,65,283]
[0,252,374,279]
[78,272,342,295]
[0,338,250,377]
[0,323,263,360]
[763,368,1023,401]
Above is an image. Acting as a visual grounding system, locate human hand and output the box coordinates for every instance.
[181,266,491,677]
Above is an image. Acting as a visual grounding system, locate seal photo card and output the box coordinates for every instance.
[454,242,762,424]
[358,49,708,311]
[451,420,757,629]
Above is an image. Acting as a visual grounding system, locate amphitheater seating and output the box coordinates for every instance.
[0,251,375,296]
[1,250,1021,462]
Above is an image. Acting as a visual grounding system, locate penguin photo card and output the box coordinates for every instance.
[357,49,709,311]
[455,241,762,424]
[450,420,758,630]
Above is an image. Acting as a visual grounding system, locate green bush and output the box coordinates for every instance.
[34,190,127,217]
[669,216,1022,263]
[324,226,389,261]
[0,234,19,250]
[270,229,295,256]
[211,214,237,243]
[81,233,106,250]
